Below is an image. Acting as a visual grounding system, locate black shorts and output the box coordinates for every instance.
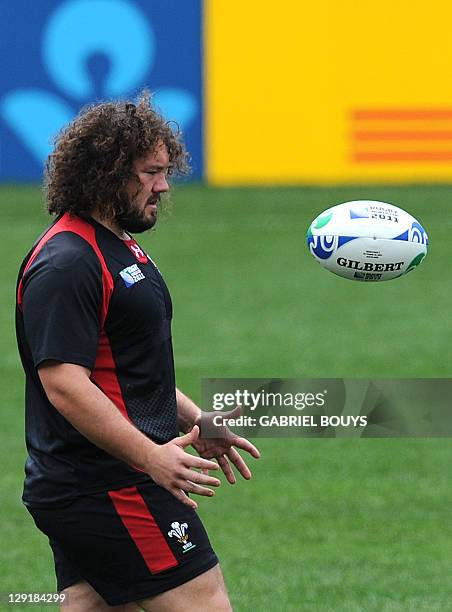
[27,480,218,606]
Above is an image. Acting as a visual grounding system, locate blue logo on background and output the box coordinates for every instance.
[0,0,202,179]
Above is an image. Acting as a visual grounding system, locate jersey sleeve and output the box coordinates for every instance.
[21,233,103,370]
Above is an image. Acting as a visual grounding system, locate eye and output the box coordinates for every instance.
[142,167,172,178]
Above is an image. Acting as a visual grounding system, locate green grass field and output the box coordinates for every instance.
[1,184,451,611]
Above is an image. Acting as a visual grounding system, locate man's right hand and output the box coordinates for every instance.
[144,426,221,509]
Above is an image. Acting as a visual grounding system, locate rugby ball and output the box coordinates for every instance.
[307,201,428,282]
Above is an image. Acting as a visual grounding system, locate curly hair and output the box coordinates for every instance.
[44,90,190,220]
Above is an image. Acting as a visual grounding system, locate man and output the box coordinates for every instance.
[16,93,259,611]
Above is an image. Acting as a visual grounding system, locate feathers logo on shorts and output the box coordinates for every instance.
[168,521,196,553]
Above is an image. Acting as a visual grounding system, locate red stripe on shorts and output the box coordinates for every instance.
[108,486,178,574]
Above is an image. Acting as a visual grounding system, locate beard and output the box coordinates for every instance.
[115,194,159,234]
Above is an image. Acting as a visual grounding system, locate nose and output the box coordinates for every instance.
[154,174,170,193]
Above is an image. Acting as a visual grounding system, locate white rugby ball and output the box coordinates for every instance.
[307,200,428,282]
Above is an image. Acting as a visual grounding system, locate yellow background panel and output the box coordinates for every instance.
[205,0,452,184]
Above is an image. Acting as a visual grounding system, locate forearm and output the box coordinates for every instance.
[40,365,158,472]
[176,388,202,433]
[38,363,221,510]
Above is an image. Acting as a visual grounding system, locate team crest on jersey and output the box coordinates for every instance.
[168,521,196,553]
[119,264,145,288]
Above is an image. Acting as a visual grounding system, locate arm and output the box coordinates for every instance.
[177,388,201,434]
[176,387,261,484]
[39,362,221,509]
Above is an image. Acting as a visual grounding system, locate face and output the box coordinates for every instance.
[117,143,171,233]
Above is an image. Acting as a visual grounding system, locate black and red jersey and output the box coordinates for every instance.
[16,213,178,507]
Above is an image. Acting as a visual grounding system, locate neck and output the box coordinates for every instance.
[90,210,128,240]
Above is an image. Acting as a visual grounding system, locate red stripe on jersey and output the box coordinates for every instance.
[18,213,136,427]
[90,334,145,472]
[108,486,178,573]
[17,213,114,326]
[90,330,131,423]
